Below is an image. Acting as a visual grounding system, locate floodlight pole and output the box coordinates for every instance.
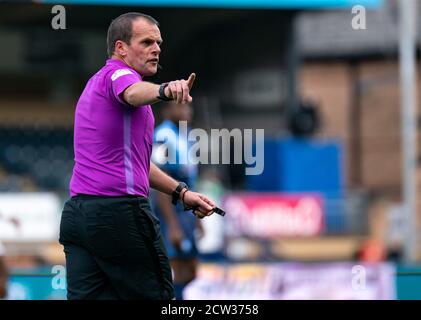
[399,0,418,263]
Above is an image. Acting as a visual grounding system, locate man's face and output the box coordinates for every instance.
[120,18,162,76]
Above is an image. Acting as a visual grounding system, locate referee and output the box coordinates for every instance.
[59,12,216,300]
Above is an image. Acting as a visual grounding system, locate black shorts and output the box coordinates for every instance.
[59,194,174,300]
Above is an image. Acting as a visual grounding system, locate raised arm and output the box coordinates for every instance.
[123,73,196,107]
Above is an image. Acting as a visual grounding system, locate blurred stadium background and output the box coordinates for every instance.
[0,0,420,299]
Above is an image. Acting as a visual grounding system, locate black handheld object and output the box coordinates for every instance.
[212,207,226,217]
[184,205,226,217]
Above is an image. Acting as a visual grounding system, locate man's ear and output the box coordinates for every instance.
[115,40,128,57]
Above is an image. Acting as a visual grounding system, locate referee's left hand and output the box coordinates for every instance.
[182,190,215,219]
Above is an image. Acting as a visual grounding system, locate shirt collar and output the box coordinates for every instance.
[106,58,130,68]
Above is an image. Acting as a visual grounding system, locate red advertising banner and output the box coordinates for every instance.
[223,193,324,238]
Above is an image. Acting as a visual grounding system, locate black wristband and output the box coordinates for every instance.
[171,182,188,205]
[157,82,173,101]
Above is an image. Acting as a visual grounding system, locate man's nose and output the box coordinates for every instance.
[152,42,161,54]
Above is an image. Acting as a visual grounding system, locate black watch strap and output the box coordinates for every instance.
[171,182,188,205]
[157,82,173,101]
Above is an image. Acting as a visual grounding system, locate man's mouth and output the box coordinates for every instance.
[148,59,159,64]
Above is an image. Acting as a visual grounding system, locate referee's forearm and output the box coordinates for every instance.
[124,81,161,106]
[149,162,178,195]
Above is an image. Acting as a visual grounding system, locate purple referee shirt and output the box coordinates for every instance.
[70,58,154,197]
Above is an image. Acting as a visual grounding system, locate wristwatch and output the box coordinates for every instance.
[157,82,173,101]
[171,182,188,205]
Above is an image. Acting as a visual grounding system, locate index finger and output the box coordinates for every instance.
[187,73,196,90]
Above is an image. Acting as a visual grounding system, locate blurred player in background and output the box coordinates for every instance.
[152,101,203,300]
[0,240,8,299]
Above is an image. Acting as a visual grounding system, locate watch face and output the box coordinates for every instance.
[159,83,172,101]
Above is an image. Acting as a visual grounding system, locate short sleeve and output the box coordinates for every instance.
[109,68,142,104]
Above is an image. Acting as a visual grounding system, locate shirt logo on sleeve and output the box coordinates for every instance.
[111,69,134,81]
